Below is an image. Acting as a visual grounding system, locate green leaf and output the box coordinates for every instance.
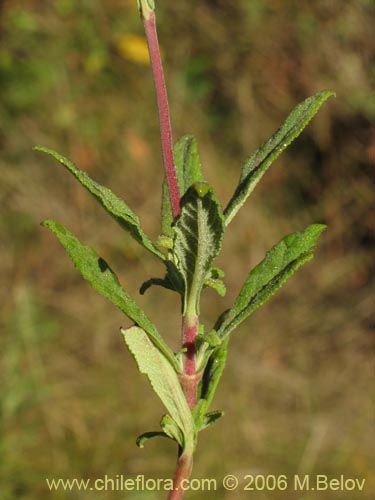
[216,224,327,338]
[160,414,184,446]
[204,278,226,297]
[161,181,174,238]
[199,410,224,431]
[204,267,226,296]
[139,277,174,295]
[161,135,205,237]
[34,146,164,261]
[42,219,179,371]
[122,326,195,454]
[224,91,335,224]
[173,183,224,316]
[139,259,185,296]
[174,134,206,191]
[136,431,171,448]
[199,330,222,348]
[193,337,229,431]
[136,415,184,448]
[199,337,229,410]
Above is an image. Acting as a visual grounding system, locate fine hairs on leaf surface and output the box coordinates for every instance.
[34,146,165,261]
[121,326,195,454]
[36,1,334,498]
[41,219,179,372]
[215,223,327,339]
[173,183,224,316]
[224,90,335,225]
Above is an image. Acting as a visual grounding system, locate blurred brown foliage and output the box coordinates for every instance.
[0,0,373,499]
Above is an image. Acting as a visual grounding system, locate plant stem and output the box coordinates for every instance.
[181,315,199,409]
[143,9,181,218]
[141,6,195,499]
[168,449,193,500]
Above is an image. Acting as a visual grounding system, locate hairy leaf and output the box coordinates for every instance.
[204,278,226,297]
[136,431,171,448]
[199,410,224,431]
[139,277,173,295]
[199,338,228,410]
[161,135,205,237]
[35,146,164,260]
[160,414,184,446]
[136,415,184,448]
[216,224,326,338]
[203,267,226,296]
[42,219,179,371]
[173,183,224,316]
[122,326,195,453]
[224,91,335,224]
[193,337,228,431]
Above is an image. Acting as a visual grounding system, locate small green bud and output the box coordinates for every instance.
[193,182,210,197]
[157,235,173,249]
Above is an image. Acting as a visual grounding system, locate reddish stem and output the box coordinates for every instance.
[168,450,193,500]
[142,8,195,499]
[180,315,200,409]
[143,11,181,218]
[182,316,198,376]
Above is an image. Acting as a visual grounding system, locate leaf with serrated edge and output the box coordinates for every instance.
[42,219,179,371]
[122,326,195,454]
[173,183,224,316]
[161,135,205,237]
[224,91,335,224]
[216,224,326,338]
[34,146,164,260]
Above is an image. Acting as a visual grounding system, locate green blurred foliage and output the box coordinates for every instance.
[0,0,373,499]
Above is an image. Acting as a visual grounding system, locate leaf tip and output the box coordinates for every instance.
[310,223,328,239]
[33,145,52,155]
[136,438,145,449]
[40,219,53,229]
[324,89,336,99]
[120,326,128,338]
[316,89,336,107]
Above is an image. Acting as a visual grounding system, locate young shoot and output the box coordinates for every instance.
[35,1,334,498]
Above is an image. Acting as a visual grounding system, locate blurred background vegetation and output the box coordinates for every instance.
[0,0,373,499]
